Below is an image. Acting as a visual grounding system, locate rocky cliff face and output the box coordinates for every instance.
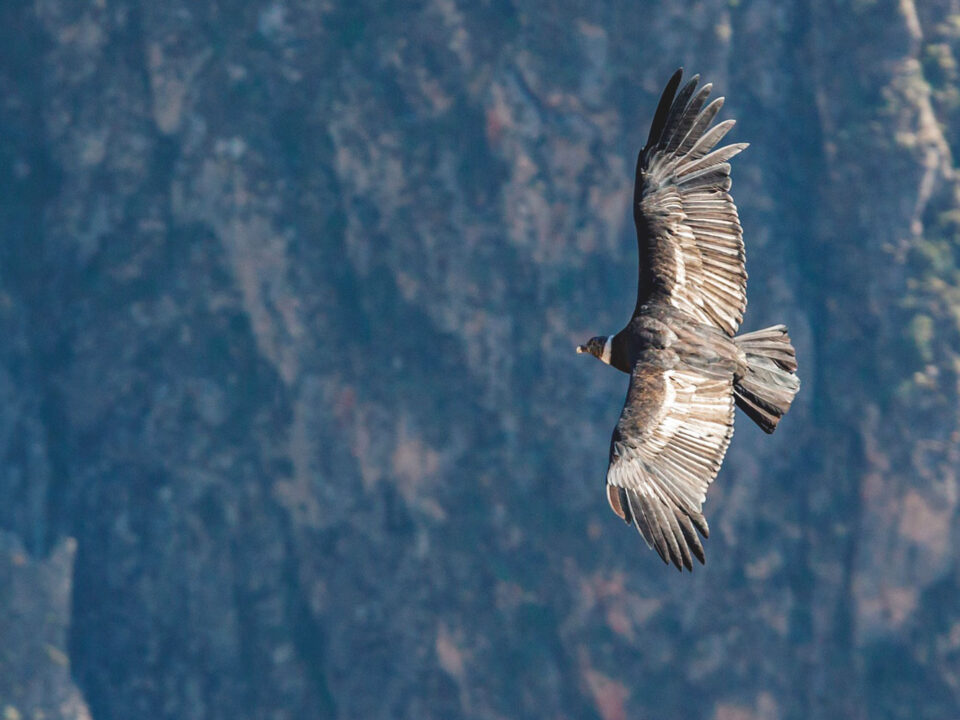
[2,0,960,718]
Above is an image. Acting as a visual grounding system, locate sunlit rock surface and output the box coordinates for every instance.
[0,532,91,720]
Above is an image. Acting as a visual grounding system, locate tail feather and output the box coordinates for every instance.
[734,325,800,433]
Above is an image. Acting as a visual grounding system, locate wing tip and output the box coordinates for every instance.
[645,68,686,149]
[619,500,711,570]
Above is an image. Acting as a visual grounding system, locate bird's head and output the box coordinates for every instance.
[576,335,613,365]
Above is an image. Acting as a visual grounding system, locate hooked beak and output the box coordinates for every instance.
[576,345,586,354]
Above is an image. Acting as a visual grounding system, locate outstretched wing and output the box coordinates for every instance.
[632,69,748,336]
[606,347,736,570]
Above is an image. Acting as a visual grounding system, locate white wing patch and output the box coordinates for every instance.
[606,363,735,569]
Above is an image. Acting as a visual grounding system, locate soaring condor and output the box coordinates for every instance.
[577,69,800,571]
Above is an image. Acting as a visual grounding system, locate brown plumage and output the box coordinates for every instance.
[577,69,800,570]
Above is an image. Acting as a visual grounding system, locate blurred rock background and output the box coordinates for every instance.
[2,0,960,718]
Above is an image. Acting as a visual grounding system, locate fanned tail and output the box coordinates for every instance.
[733,325,800,433]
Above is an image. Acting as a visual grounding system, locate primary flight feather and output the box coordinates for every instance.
[577,69,800,571]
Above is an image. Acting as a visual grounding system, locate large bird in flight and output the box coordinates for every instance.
[577,69,800,570]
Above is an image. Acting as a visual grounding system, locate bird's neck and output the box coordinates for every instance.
[601,335,613,364]
[608,332,632,374]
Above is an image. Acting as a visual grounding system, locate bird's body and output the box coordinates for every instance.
[605,305,740,375]
[577,69,800,570]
